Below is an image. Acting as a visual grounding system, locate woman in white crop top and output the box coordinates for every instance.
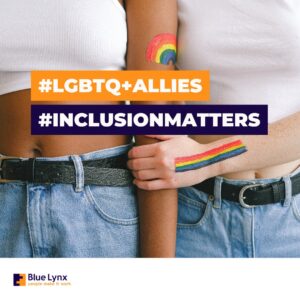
[0,0,140,258]
[128,0,300,257]
[0,0,179,258]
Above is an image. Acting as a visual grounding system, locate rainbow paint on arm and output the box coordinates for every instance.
[146,33,177,65]
[175,140,248,172]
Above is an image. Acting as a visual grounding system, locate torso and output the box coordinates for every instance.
[0,90,130,158]
[177,0,300,179]
[0,0,129,158]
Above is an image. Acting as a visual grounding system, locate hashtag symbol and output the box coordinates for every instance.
[38,79,53,93]
[38,113,53,127]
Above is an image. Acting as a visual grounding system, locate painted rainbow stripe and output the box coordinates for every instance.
[175,140,247,172]
[146,33,177,65]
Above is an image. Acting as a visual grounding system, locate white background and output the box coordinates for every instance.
[1,259,298,300]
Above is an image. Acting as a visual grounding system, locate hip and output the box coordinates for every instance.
[176,166,300,257]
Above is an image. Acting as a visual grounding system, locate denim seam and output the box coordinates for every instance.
[0,181,26,186]
[251,208,256,258]
[178,199,206,211]
[177,199,212,229]
[84,186,139,225]
[26,184,37,258]
[188,187,211,201]
[291,195,300,222]
[39,186,52,257]
[47,186,56,257]
[178,193,207,209]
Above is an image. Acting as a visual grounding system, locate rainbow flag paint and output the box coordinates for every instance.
[175,140,247,172]
[146,33,177,65]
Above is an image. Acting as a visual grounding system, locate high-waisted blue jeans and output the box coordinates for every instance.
[176,167,300,257]
[0,144,139,258]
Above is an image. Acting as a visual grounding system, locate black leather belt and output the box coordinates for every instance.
[193,173,300,208]
[0,154,133,186]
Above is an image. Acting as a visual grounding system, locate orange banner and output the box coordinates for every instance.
[31,70,210,102]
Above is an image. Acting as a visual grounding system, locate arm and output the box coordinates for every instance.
[128,112,300,190]
[126,0,178,257]
[134,136,178,257]
[220,112,300,173]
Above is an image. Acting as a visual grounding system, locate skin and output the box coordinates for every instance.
[0,0,128,158]
[127,111,300,190]
[0,91,130,157]
[126,0,178,257]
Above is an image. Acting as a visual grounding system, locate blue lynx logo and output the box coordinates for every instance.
[13,274,26,286]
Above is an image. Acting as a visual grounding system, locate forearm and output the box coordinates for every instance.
[126,0,178,256]
[200,112,300,177]
[135,136,177,257]
[137,181,177,257]
[137,189,177,257]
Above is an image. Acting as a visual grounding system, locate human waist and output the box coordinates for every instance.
[0,89,131,158]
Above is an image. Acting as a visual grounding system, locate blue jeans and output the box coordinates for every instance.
[176,167,300,257]
[0,144,139,258]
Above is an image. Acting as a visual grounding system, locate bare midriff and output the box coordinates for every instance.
[192,135,300,180]
[0,90,131,158]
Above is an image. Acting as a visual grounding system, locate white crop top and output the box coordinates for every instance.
[177,0,300,123]
[0,0,126,95]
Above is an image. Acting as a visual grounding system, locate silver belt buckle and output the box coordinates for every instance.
[238,183,265,209]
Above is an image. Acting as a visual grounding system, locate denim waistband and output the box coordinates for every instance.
[211,166,300,208]
[0,143,132,162]
[0,144,133,190]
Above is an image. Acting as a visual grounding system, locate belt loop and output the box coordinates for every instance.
[70,155,84,193]
[282,175,292,207]
[213,177,223,209]
[271,182,281,204]
[26,158,36,182]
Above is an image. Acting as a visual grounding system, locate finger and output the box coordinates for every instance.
[128,144,158,159]
[127,157,156,171]
[132,169,174,181]
[145,135,186,141]
[133,178,178,191]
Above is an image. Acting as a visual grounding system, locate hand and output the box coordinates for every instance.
[128,135,219,190]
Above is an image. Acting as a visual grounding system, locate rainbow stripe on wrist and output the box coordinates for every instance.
[175,140,247,172]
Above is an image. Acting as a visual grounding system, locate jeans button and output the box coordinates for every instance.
[208,195,215,201]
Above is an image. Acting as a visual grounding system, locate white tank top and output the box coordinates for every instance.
[0,0,126,95]
[177,0,300,123]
